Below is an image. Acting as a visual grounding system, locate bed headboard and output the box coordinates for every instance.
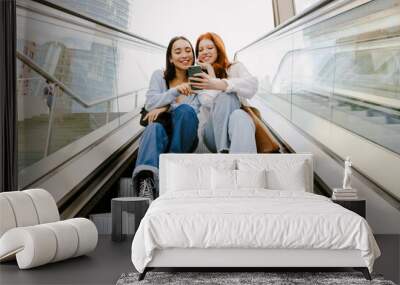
[159,153,314,196]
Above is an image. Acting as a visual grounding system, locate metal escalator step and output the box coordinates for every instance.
[90,212,135,235]
[118,177,135,197]
[89,213,112,235]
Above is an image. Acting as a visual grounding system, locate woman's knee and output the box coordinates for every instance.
[174,104,196,118]
[229,109,255,131]
[173,104,199,129]
[143,122,166,137]
[214,92,240,107]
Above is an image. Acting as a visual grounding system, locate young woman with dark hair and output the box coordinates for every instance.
[190,32,258,153]
[132,36,199,200]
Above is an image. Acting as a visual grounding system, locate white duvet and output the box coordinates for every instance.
[131,190,380,273]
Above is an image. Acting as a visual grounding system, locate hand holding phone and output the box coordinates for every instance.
[188,65,203,90]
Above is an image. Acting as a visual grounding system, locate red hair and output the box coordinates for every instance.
[195,32,231,79]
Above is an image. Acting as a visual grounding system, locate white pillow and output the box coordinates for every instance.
[266,162,307,191]
[211,169,267,190]
[212,168,236,190]
[166,158,236,192]
[236,169,267,189]
[168,162,211,191]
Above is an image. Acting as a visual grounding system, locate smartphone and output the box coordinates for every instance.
[188,65,203,90]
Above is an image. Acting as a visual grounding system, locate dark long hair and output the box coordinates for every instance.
[195,32,231,79]
[164,36,195,87]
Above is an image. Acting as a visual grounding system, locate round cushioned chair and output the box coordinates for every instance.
[0,189,98,269]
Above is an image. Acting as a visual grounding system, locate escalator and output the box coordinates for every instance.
[16,0,165,218]
[16,0,400,235]
[236,0,400,234]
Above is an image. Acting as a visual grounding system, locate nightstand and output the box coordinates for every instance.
[332,199,366,218]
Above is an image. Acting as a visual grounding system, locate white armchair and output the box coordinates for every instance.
[0,189,98,269]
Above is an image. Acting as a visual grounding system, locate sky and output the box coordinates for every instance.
[128,0,275,60]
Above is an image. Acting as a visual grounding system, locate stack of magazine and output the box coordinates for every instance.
[332,188,358,200]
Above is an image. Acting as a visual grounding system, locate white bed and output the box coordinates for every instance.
[131,154,380,280]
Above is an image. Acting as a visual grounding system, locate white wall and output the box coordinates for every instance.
[129,0,275,60]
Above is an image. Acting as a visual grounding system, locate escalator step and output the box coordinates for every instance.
[119,177,135,197]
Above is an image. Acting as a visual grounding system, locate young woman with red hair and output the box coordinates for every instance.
[190,32,258,153]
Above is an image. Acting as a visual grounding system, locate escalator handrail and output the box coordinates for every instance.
[17,51,147,108]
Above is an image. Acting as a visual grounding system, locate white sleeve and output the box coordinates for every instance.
[223,62,258,99]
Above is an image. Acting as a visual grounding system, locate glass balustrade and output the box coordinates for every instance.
[237,0,400,199]
[16,0,165,171]
[238,0,400,154]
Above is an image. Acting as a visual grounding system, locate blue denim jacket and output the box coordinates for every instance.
[144,69,200,113]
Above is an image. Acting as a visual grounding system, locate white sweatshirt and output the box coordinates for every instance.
[223,61,258,106]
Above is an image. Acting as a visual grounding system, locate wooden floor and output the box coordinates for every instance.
[0,235,398,285]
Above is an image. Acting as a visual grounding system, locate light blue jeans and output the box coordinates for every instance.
[133,104,199,192]
[202,92,256,153]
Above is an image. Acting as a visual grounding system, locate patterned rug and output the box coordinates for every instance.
[116,271,396,285]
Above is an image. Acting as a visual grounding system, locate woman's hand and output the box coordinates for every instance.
[144,106,169,123]
[197,61,216,78]
[175,83,192,96]
[189,72,228,91]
